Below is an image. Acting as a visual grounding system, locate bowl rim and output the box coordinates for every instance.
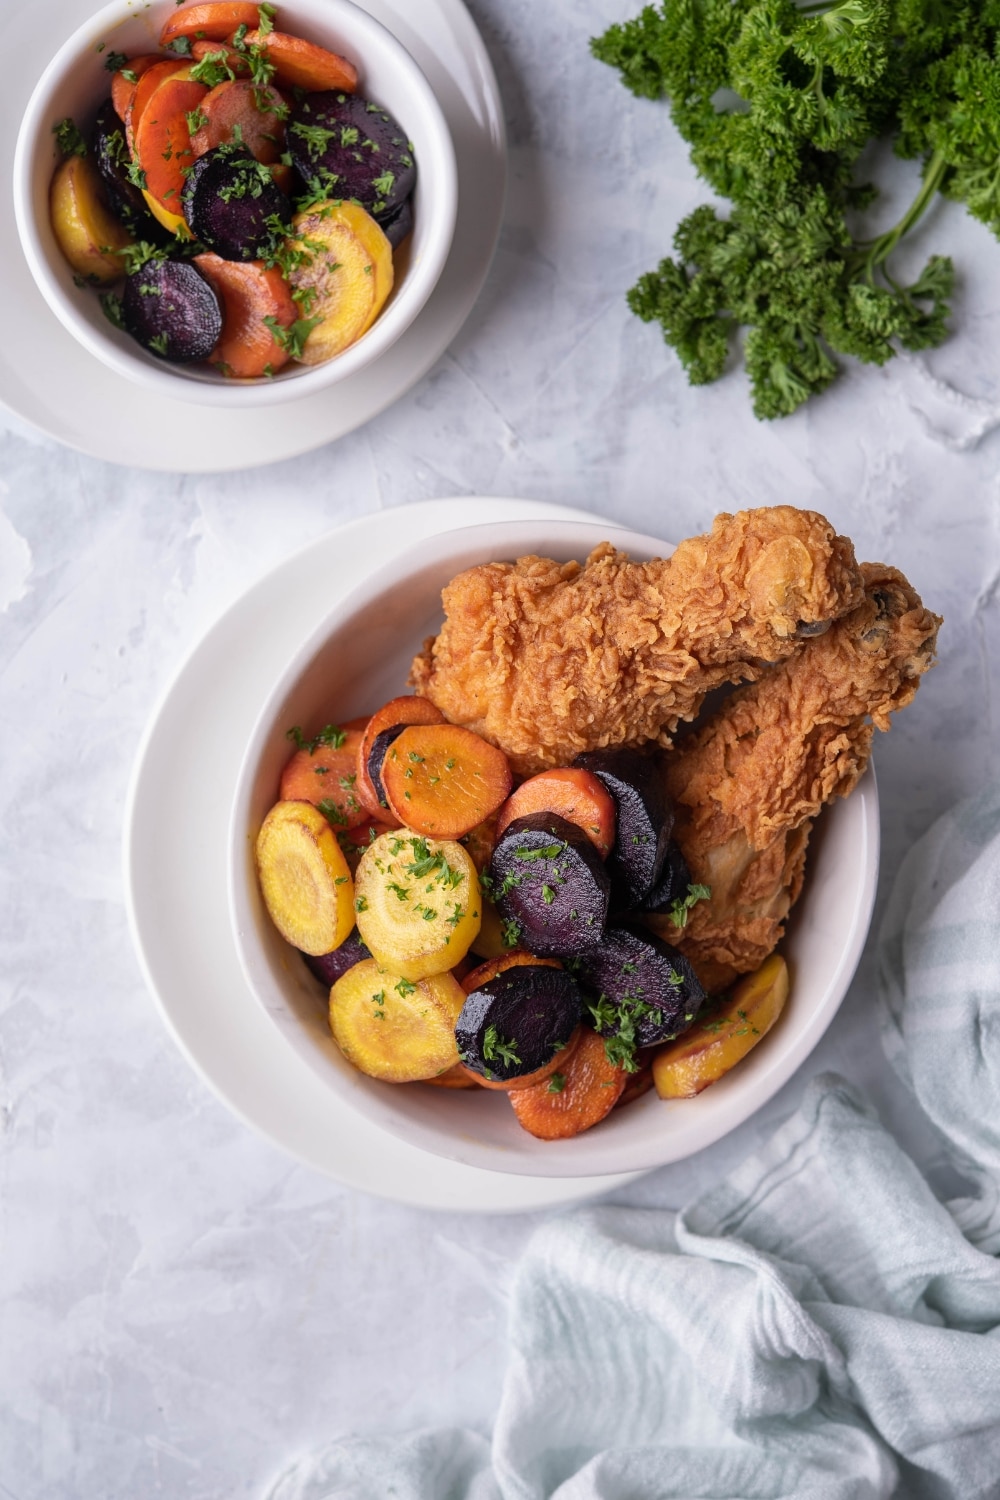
[12,0,458,409]
[227,516,881,1178]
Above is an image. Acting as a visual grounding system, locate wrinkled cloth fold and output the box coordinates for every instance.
[267,790,1000,1500]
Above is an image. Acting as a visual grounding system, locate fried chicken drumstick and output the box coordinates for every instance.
[410,506,865,775]
[647,563,942,992]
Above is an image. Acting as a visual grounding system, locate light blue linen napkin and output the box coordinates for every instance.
[267,789,1000,1500]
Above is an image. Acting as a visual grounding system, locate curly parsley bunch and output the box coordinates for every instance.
[592,0,1000,418]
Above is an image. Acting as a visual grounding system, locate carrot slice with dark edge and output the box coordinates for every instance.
[190,79,287,162]
[135,68,209,211]
[382,725,513,839]
[243,29,358,92]
[496,768,617,857]
[356,696,445,820]
[194,253,297,378]
[509,1028,627,1139]
[460,950,561,994]
[160,2,263,48]
[111,55,163,124]
[278,717,368,822]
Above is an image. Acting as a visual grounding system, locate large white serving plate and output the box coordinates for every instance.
[1,0,503,470]
[228,515,880,1178]
[124,497,643,1211]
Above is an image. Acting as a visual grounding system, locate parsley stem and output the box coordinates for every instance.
[856,149,948,279]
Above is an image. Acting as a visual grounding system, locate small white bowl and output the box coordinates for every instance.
[13,0,457,408]
[229,518,880,1178]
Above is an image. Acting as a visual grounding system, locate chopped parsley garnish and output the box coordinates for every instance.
[668,883,712,930]
[482,1024,521,1069]
[291,121,339,160]
[103,50,129,73]
[99,292,125,329]
[317,799,348,828]
[53,118,87,158]
[547,1073,566,1094]
[286,723,348,753]
[263,315,325,360]
[190,50,236,88]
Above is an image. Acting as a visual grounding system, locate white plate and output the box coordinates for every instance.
[228,516,880,1178]
[124,497,644,1211]
[0,0,503,472]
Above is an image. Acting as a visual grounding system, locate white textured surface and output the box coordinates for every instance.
[1,0,998,1492]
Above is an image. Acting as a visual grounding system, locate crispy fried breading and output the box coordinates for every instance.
[647,564,942,991]
[410,507,865,775]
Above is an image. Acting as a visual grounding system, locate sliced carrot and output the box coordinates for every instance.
[617,1057,655,1107]
[194,253,297,378]
[277,717,368,823]
[111,55,163,123]
[356,695,446,820]
[420,1063,479,1090]
[191,39,251,76]
[125,58,184,152]
[509,1029,627,1139]
[495,768,617,857]
[382,725,513,840]
[461,816,497,874]
[160,2,263,48]
[456,952,576,1093]
[190,79,287,162]
[460,950,561,996]
[135,68,209,212]
[244,29,358,92]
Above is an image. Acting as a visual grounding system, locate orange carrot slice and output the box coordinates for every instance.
[335,820,395,874]
[356,696,446,820]
[125,57,184,151]
[381,725,513,839]
[190,39,252,76]
[194,253,298,379]
[509,1029,627,1139]
[617,1057,655,1107]
[160,2,264,48]
[277,717,368,825]
[420,1063,479,1089]
[135,68,209,212]
[190,79,287,161]
[496,768,617,857]
[460,950,561,996]
[243,29,358,92]
[111,55,163,123]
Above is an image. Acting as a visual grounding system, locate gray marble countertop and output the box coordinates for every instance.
[2,1,998,1494]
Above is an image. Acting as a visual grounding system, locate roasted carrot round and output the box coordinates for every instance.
[190,80,287,162]
[460,950,561,995]
[495,768,617,857]
[135,68,209,212]
[111,55,163,123]
[420,1063,479,1089]
[190,39,252,75]
[125,57,184,150]
[381,725,513,839]
[509,1028,627,1139]
[194,253,297,378]
[335,820,395,874]
[278,718,368,826]
[243,29,358,92]
[160,2,264,48]
[356,695,445,819]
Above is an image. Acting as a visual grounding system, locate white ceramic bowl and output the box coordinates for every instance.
[229,518,880,1177]
[13,0,457,408]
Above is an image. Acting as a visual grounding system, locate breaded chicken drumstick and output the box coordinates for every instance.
[410,506,865,775]
[647,563,942,993]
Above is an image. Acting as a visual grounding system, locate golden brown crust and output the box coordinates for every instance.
[409,507,865,775]
[648,565,942,991]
